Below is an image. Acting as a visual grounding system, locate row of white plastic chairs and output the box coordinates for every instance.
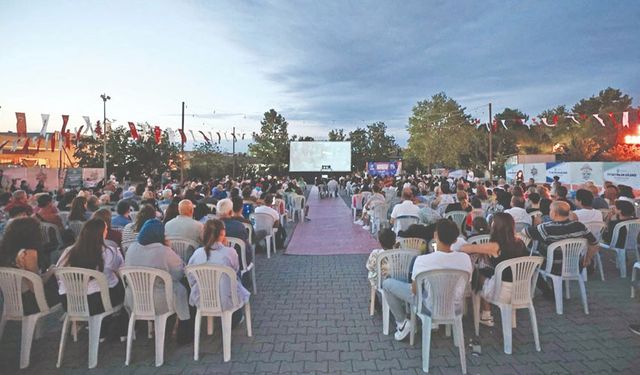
[0,263,251,369]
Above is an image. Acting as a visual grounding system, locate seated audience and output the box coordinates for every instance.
[526,192,541,213]
[111,200,132,228]
[122,204,157,246]
[4,190,33,216]
[68,196,91,222]
[390,188,420,225]
[92,208,122,248]
[365,229,397,288]
[603,199,637,248]
[504,196,532,226]
[165,199,203,244]
[33,193,64,229]
[572,188,603,223]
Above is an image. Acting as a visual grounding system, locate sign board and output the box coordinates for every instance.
[367,161,402,177]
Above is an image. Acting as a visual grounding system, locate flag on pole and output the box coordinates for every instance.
[592,114,606,127]
[608,112,618,127]
[21,137,30,152]
[95,121,102,137]
[36,137,42,152]
[128,122,139,140]
[51,132,57,151]
[622,111,629,128]
[177,129,187,144]
[83,116,93,136]
[75,126,84,145]
[154,126,162,144]
[189,130,196,143]
[11,138,20,152]
[61,115,69,134]
[199,131,210,144]
[40,114,50,137]
[16,113,27,136]
[216,132,221,143]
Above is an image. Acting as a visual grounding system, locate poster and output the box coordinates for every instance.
[82,168,105,188]
[367,161,402,177]
[545,162,571,183]
[63,168,83,189]
[522,163,547,182]
[603,162,640,187]
[505,164,522,181]
[570,162,604,185]
[26,168,60,191]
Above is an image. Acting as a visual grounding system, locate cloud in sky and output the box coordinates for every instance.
[0,0,638,150]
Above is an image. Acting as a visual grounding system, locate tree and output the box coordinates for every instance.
[328,128,347,141]
[290,135,315,141]
[348,127,368,171]
[406,93,473,170]
[74,125,180,181]
[347,122,399,172]
[248,109,290,174]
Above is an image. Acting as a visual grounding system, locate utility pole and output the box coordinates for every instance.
[232,125,236,178]
[180,101,185,183]
[488,102,493,181]
[100,93,111,182]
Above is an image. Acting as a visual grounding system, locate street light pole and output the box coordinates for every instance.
[100,93,111,183]
[488,102,493,181]
[232,125,236,178]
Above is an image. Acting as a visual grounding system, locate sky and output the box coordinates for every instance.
[1,0,639,152]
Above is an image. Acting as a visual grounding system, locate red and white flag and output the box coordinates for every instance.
[83,116,93,136]
[592,114,606,127]
[40,114,50,137]
[16,113,27,136]
[128,122,139,140]
[622,111,629,128]
[61,115,69,134]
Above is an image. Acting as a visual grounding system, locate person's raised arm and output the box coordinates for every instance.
[460,242,499,257]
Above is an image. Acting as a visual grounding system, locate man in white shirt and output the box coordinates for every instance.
[254,194,280,223]
[390,188,420,225]
[504,196,532,226]
[327,178,339,198]
[382,220,473,341]
[165,199,204,244]
[571,189,604,223]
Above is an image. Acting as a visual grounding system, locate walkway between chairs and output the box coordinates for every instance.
[286,186,378,255]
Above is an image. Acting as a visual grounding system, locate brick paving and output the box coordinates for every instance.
[2,191,640,374]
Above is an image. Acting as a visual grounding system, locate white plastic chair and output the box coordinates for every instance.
[129,211,138,222]
[292,196,306,222]
[410,270,469,374]
[445,211,467,232]
[361,191,372,206]
[370,203,390,234]
[538,238,589,315]
[514,222,531,233]
[55,267,123,369]
[120,267,174,367]
[467,234,490,245]
[393,215,420,234]
[599,219,640,278]
[377,249,418,335]
[515,232,532,249]
[0,267,61,369]
[227,237,257,294]
[58,211,70,226]
[582,221,606,281]
[397,237,427,252]
[252,213,277,259]
[67,220,84,239]
[241,222,254,246]
[352,193,364,221]
[167,237,200,264]
[474,256,543,354]
[528,210,542,223]
[631,261,640,298]
[185,264,252,362]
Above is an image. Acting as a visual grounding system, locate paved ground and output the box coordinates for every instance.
[2,189,640,374]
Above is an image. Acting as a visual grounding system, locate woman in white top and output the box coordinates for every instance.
[56,218,126,340]
[188,219,250,326]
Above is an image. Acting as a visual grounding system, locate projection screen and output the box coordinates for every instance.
[289,141,352,172]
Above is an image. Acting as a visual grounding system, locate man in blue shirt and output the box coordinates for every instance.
[111,200,132,228]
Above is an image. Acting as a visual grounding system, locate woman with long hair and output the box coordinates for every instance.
[121,204,157,246]
[162,201,179,224]
[0,217,60,314]
[68,196,90,221]
[56,218,126,340]
[187,219,250,326]
[92,208,122,248]
[460,212,528,327]
[125,219,192,343]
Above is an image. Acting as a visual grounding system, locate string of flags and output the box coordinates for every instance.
[5,113,252,153]
[470,109,640,132]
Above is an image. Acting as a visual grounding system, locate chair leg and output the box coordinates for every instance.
[154,315,168,367]
[551,277,564,315]
[565,279,571,299]
[619,250,627,278]
[193,311,201,361]
[369,287,376,316]
[632,265,638,298]
[578,277,589,314]
[421,317,432,373]
[72,321,78,342]
[382,295,390,335]
[265,236,272,259]
[409,309,416,346]
[528,304,541,352]
[125,316,136,366]
[252,268,257,295]
[597,254,605,281]
[244,303,253,337]
[207,317,214,335]
[56,317,70,368]
[472,294,480,336]
[20,315,39,369]
[221,312,232,362]
[499,306,513,354]
[445,324,451,337]
[0,317,7,341]
[88,316,104,369]
[454,318,467,374]
[147,321,153,339]
[512,309,517,329]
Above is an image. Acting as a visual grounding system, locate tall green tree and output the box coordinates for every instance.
[248,109,290,174]
[328,128,347,141]
[348,127,368,171]
[347,122,399,172]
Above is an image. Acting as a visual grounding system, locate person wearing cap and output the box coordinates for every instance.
[33,193,64,229]
[603,199,637,248]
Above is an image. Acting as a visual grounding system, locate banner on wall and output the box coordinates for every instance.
[82,168,105,188]
[505,164,522,181]
[570,162,604,185]
[2,168,60,191]
[366,161,402,177]
[603,162,640,187]
[523,163,547,182]
[545,162,571,183]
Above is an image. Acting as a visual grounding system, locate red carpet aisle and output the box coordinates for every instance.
[285,186,379,255]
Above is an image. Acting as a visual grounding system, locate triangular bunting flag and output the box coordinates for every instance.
[592,114,606,127]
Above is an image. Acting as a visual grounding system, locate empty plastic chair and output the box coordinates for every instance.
[0,267,61,369]
[240,222,254,245]
[55,267,123,369]
[445,211,468,232]
[292,196,306,222]
[167,237,200,264]
[410,269,470,374]
[120,267,175,367]
[377,249,419,335]
[252,212,277,258]
[538,238,589,315]
[227,237,257,294]
[351,193,364,221]
[370,203,390,234]
[599,219,640,278]
[186,264,252,362]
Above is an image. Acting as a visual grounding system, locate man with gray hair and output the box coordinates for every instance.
[165,199,203,244]
[217,198,253,265]
[4,189,33,216]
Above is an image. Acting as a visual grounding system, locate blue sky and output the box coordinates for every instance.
[1,0,638,151]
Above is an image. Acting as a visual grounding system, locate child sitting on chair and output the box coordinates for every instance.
[365,229,397,288]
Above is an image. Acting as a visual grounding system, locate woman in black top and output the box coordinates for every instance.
[460,212,528,327]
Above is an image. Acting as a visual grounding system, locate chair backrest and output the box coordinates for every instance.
[58,211,70,226]
[55,267,113,317]
[293,196,305,210]
[129,211,138,222]
[226,236,250,271]
[583,221,606,243]
[185,264,239,313]
[120,266,173,317]
[414,269,469,320]
[67,220,84,238]
[241,222,253,241]
[397,237,427,252]
[515,222,531,233]
[515,232,532,248]
[166,237,200,263]
[0,267,50,318]
[393,215,420,233]
[609,219,640,250]
[376,249,418,287]
[372,204,389,223]
[529,210,542,219]
[444,211,467,229]
[467,234,490,245]
[361,191,372,204]
[252,212,276,233]
[492,256,544,306]
[545,238,588,277]
[40,222,63,249]
[352,194,363,209]
[273,198,286,215]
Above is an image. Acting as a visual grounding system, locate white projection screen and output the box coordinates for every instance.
[289,141,352,172]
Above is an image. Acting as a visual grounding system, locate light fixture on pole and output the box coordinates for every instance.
[100,94,111,182]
